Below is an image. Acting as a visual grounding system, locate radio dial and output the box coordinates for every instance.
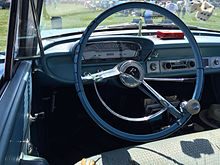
[214,59,219,65]
[150,63,157,71]
[188,60,195,68]
[163,62,171,69]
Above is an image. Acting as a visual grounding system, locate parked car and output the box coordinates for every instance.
[0,0,10,9]
[1,0,220,165]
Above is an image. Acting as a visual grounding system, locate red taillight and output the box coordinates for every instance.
[157,31,184,39]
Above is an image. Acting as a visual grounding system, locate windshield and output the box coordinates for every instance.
[40,0,220,38]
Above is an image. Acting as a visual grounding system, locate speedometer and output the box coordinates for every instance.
[83,41,141,61]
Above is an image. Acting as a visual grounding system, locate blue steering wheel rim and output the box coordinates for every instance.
[74,2,204,142]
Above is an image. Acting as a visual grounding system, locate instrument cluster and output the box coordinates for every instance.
[82,41,141,61]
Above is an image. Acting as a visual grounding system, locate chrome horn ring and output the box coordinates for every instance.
[119,60,145,88]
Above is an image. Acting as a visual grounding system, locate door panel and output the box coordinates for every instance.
[0,61,32,165]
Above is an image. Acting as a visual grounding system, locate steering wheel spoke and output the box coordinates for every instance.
[139,80,182,119]
[94,81,167,122]
[144,77,196,83]
[81,66,121,82]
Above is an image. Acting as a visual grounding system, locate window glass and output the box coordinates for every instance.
[40,0,220,39]
[16,0,43,59]
[0,3,10,78]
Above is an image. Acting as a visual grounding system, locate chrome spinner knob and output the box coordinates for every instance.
[180,99,201,115]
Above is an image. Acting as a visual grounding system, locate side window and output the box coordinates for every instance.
[16,0,43,59]
[0,2,10,78]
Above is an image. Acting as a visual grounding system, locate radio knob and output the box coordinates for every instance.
[188,61,195,68]
[163,62,171,69]
[150,63,157,71]
[214,59,219,65]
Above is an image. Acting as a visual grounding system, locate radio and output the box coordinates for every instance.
[161,59,195,72]
[147,57,220,73]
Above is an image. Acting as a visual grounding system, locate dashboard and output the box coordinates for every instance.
[39,31,220,85]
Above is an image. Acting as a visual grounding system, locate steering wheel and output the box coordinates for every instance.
[73,2,204,142]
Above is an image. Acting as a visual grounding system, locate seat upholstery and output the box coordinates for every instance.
[75,128,220,165]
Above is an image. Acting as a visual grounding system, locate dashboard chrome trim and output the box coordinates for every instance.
[147,56,220,74]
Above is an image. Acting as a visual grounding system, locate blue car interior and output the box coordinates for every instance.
[0,1,220,165]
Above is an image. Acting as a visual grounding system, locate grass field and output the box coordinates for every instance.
[1,3,220,51]
[41,3,220,31]
[0,9,9,51]
[41,4,164,29]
